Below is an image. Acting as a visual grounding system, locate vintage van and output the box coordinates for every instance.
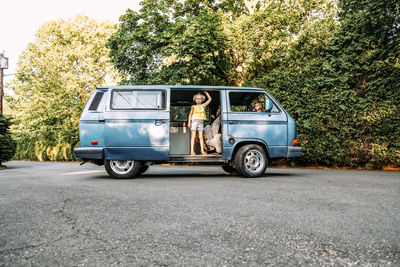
[74,86,301,178]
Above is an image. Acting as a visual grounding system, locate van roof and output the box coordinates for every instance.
[98,85,265,91]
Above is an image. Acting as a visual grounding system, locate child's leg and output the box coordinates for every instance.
[199,130,206,155]
[190,130,197,155]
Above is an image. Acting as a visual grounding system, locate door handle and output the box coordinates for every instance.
[155,119,166,126]
[228,121,237,124]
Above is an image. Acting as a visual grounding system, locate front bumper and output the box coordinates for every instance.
[74,147,103,159]
[286,146,302,158]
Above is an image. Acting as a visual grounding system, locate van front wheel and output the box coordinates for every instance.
[234,144,267,178]
[105,160,142,179]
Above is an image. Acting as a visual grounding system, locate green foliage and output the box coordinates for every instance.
[250,0,400,168]
[6,0,399,168]
[108,0,233,85]
[109,0,337,86]
[0,115,16,164]
[8,15,120,161]
[109,0,399,168]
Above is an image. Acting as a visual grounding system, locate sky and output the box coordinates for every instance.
[0,0,141,85]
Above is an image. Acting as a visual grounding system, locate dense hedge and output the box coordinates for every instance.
[107,0,399,168]
[12,141,75,161]
[250,0,400,168]
[0,115,16,165]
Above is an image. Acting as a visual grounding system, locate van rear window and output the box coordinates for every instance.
[88,92,104,111]
[111,90,166,110]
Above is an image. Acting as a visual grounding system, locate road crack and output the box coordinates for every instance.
[58,197,77,228]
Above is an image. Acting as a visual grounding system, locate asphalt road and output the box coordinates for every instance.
[0,161,399,266]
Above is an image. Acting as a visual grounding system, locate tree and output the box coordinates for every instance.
[108,0,233,85]
[0,115,16,165]
[7,15,121,161]
[109,0,337,87]
[226,0,338,86]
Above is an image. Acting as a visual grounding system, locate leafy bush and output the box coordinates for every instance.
[250,0,400,168]
[0,115,16,165]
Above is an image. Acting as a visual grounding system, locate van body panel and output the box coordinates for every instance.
[105,147,169,160]
[222,147,233,159]
[287,114,297,146]
[78,89,107,148]
[219,90,231,160]
[74,85,301,165]
[79,121,105,147]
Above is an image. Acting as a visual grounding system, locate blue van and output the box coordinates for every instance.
[74,86,301,178]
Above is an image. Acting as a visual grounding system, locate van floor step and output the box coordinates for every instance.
[168,153,224,163]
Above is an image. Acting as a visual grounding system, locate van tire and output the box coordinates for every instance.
[234,144,267,178]
[221,164,236,174]
[104,160,142,179]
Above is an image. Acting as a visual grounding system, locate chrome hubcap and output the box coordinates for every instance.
[110,160,134,174]
[244,150,264,173]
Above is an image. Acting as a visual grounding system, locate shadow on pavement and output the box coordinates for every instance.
[87,171,301,180]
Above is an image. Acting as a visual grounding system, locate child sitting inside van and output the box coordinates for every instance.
[188,91,212,155]
[204,108,222,154]
[253,102,264,112]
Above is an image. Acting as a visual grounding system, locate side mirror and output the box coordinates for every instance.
[265,101,273,113]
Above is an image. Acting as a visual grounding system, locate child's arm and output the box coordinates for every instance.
[188,106,194,128]
[204,92,212,107]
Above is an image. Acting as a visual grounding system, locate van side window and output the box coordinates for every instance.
[88,92,104,111]
[111,90,165,110]
[229,92,279,113]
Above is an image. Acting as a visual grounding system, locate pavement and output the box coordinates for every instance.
[0,161,399,266]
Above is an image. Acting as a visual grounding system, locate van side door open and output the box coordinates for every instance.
[103,88,170,160]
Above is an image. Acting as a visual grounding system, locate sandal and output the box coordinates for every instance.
[201,152,207,156]
[191,152,196,156]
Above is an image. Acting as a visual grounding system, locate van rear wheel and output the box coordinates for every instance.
[104,160,142,179]
[234,144,267,178]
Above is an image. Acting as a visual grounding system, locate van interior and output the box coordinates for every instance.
[170,90,222,159]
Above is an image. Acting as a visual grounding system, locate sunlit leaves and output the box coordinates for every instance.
[252,0,400,168]
[8,15,121,160]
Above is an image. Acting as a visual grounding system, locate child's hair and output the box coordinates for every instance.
[193,93,206,102]
[255,102,264,111]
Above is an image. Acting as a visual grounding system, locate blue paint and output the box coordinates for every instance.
[74,85,301,164]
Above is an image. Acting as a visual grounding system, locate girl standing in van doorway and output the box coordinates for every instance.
[188,91,212,155]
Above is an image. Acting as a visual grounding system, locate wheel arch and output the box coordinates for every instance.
[231,140,270,161]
